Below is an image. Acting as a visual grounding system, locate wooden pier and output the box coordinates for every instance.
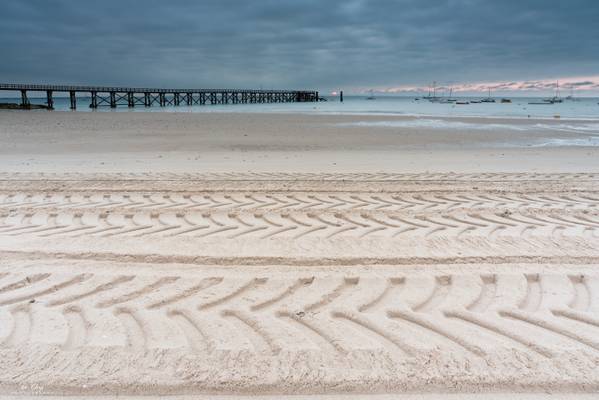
[0,83,319,110]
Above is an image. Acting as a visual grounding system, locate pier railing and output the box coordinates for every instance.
[0,83,319,109]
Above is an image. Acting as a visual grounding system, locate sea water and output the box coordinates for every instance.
[2,95,598,119]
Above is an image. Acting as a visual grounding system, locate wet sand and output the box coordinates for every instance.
[0,111,598,172]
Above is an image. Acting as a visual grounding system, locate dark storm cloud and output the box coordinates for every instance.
[1,0,598,92]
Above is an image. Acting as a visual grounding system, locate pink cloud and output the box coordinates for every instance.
[367,76,599,94]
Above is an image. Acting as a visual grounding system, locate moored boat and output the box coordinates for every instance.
[481,88,495,103]
[543,81,562,103]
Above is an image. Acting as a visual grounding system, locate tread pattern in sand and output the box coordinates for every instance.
[0,191,598,240]
[1,266,598,356]
[1,173,599,394]
[2,191,599,211]
[1,172,599,181]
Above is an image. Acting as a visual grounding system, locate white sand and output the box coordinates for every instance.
[2,394,599,400]
[0,111,598,397]
[0,111,598,172]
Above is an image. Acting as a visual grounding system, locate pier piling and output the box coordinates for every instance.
[90,91,97,108]
[20,90,29,107]
[69,91,76,109]
[46,90,54,109]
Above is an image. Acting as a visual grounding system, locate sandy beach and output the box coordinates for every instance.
[1,111,598,173]
[3,0,598,397]
[0,111,598,398]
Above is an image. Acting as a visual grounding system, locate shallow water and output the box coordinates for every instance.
[337,118,599,142]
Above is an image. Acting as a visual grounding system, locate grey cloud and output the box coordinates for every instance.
[0,0,598,92]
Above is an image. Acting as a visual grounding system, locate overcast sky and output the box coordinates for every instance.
[1,0,598,94]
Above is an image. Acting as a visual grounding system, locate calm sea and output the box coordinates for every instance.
[2,95,599,120]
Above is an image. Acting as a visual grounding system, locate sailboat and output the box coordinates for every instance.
[420,86,431,100]
[366,90,376,100]
[543,81,562,103]
[425,81,442,102]
[481,88,495,103]
[423,82,433,99]
[438,88,457,103]
[565,85,577,101]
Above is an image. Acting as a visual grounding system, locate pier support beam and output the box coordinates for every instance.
[128,92,134,107]
[90,91,98,109]
[20,90,29,107]
[69,91,76,109]
[109,92,117,108]
[144,93,150,107]
[46,90,54,109]
[159,93,166,106]
[186,93,192,105]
